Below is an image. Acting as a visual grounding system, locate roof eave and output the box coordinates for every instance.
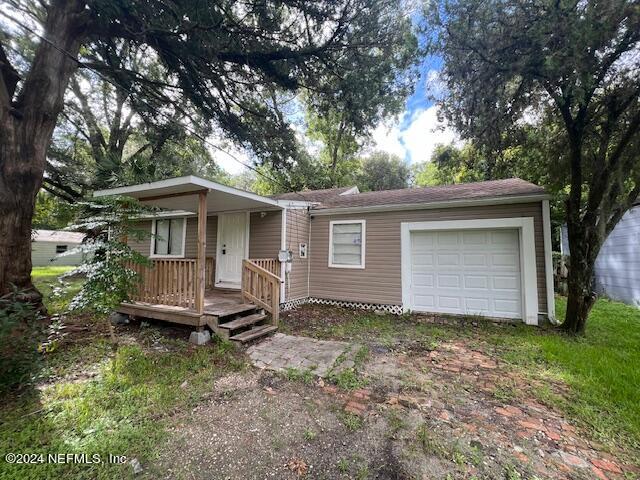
[93,175,284,208]
[310,193,550,215]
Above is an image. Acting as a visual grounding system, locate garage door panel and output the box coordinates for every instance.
[437,296,461,309]
[437,253,460,266]
[414,295,435,307]
[437,231,459,245]
[462,231,488,245]
[409,228,522,319]
[462,254,488,267]
[437,274,460,288]
[465,298,490,312]
[493,276,520,291]
[491,254,519,269]
[493,299,520,316]
[412,273,434,288]
[464,275,489,289]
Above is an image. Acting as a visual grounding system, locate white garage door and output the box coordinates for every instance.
[409,229,522,319]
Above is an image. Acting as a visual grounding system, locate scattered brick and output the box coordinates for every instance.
[559,451,589,469]
[514,452,529,464]
[545,429,562,442]
[322,385,338,394]
[591,466,609,480]
[438,410,451,422]
[590,458,622,474]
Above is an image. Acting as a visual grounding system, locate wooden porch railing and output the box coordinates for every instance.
[250,258,280,276]
[241,259,281,325]
[125,257,215,309]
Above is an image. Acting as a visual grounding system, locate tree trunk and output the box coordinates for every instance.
[563,254,597,335]
[0,0,87,306]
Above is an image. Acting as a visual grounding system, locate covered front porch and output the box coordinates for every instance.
[94,175,305,343]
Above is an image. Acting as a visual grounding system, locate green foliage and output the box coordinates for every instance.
[0,289,44,394]
[339,412,363,431]
[357,152,410,192]
[66,197,152,316]
[32,191,77,230]
[0,341,244,479]
[426,0,640,331]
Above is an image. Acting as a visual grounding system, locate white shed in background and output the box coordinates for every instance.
[31,230,86,267]
[561,203,640,307]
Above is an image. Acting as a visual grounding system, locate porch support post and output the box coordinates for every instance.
[196,190,208,314]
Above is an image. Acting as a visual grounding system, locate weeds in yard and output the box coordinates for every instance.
[284,367,315,384]
[0,341,245,480]
[336,458,350,473]
[386,410,406,436]
[329,367,368,390]
[416,423,448,458]
[303,428,317,441]
[504,464,522,480]
[340,412,363,431]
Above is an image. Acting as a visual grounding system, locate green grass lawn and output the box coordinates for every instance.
[284,297,640,455]
[31,265,82,315]
[2,267,638,478]
[491,297,640,452]
[0,267,246,480]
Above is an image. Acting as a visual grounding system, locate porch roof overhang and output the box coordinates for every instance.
[93,175,310,213]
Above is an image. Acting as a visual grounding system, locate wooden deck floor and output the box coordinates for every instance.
[118,288,247,327]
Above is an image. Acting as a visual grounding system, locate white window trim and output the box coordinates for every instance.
[149,217,187,258]
[400,217,539,325]
[328,219,366,269]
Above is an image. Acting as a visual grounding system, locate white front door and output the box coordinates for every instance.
[216,212,248,287]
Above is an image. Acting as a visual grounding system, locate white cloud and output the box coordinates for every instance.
[372,105,457,164]
[209,143,250,175]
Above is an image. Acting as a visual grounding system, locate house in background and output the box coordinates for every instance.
[94,175,555,344]
[561,202,640,307]
[31,230,86,266]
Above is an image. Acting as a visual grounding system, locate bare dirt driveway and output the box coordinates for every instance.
[147,305,638,480]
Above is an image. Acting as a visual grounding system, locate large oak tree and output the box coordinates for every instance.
[427,0,640,333]
[0,0,416,306]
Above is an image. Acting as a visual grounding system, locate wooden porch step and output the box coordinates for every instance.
[205,303,257,318]
[218,313,267,331]
[229,325,277,343]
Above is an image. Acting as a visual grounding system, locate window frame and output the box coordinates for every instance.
[149,217,187,258]
[328,219,366,269]
[55,245,68,254]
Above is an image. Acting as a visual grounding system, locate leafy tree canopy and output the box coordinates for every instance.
[425,0,640,333]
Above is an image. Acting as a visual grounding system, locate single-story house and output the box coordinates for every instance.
[561,202,640,307]
[94,175,555,344]
[31,229,86,266]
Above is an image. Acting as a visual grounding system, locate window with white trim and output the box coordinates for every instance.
[152,218,186,257]
[329,220,365,268]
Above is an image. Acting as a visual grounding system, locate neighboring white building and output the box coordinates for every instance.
[561,203,640,307]
[31,230,86,267]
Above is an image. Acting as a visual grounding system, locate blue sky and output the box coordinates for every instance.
[215,56,455,174]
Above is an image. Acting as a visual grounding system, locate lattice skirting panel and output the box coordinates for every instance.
[280,297,310,311]
[280,297,403,315]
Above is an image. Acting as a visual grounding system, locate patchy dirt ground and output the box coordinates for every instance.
[147,305,639,480]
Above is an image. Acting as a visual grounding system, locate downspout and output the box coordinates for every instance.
[542,199,559,325]
[280,207,287,304]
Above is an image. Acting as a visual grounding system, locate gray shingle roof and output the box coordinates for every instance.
[271,186,358,202]
[32,230,85,243]
[313,178,546,210]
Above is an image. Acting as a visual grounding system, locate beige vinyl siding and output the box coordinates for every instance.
[309,202,548,313]
[249,210,282,259]
[31,242,85,266]
[128,217,217,258]
[285,208,310,301]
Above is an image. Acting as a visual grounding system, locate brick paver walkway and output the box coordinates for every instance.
[246,333,352,377]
